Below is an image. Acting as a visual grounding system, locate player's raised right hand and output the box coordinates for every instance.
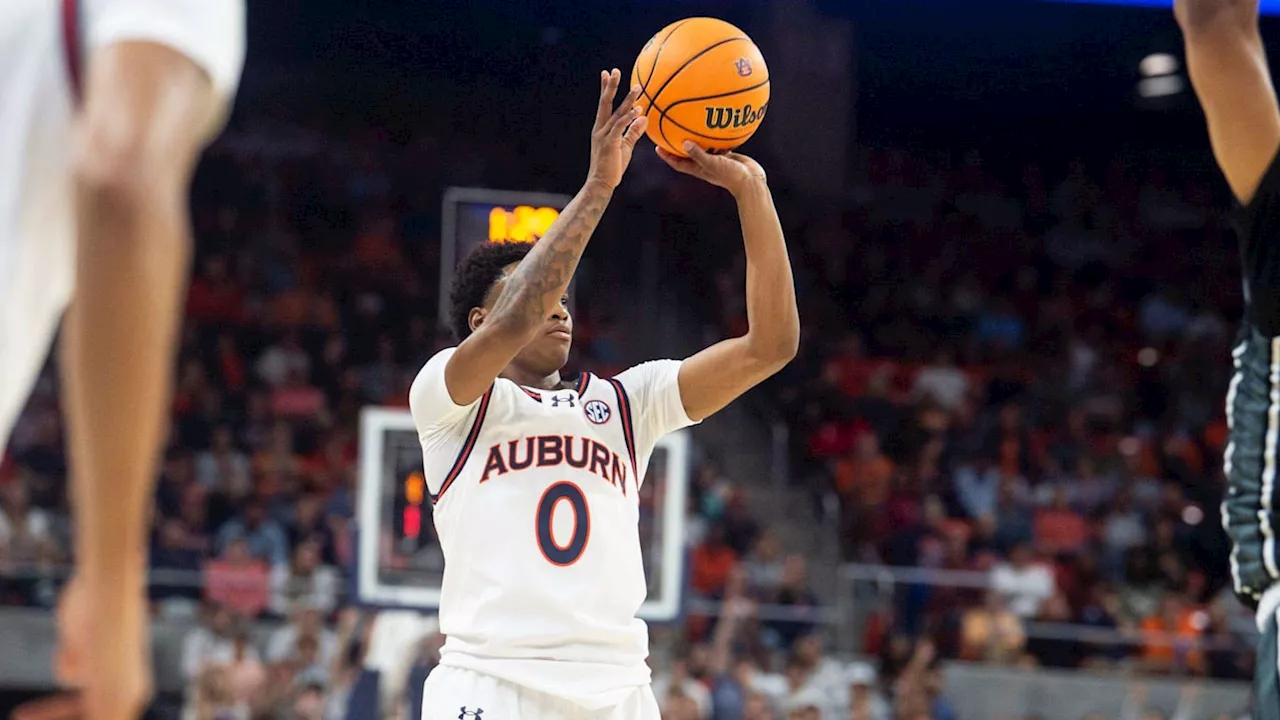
[587,69,648,191]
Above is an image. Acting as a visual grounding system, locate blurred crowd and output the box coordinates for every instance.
[747,146,1253,689]
[0,99,1263,720]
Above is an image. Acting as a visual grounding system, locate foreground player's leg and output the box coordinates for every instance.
[57,41,220,719]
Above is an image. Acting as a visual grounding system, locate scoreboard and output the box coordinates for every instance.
[439,187,574,329]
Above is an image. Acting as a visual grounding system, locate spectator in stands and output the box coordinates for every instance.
[653,657,712,719]
[175,483,216,555]
[993,477,1034,553]
[911,348,969,411]
[784,634,846,715]
[1138,593,1205,676]
[151,517,207,609]
[779,686,824,720]
[960,590,1026,664]
[267,601,338,667]
[182,603,238,682]
[1117,548,1165,623]
[890,639,941,720]
[181,605,265,716]
[991,542,1056,619]
[847,663,890,720]
[286,492,338,566]
[186,254,245,325]
[185,665,240,720]
[195,424,252,498]
[1034,486,1088,556]
[292,673,328,720]
[1101,489,1148,577]
[157,448,197,518]
[836,430,894,507]
[739,691,775,720]
[270,538,340,616]
[1024,593,1078,668]
[720,492,762,557]
[216,498,289,566]
[920,662,958,720]
[272,366,328,420]
[691,524,737,598]
[0,476,60,606]
[741,529,785,594]
[661,689,702,720]
[0,477,56,565]
[1077,584,1128,667]
[204,537,271,617]
[952,449,1001,520]
[256,331,311,389]
[764,555,820,649]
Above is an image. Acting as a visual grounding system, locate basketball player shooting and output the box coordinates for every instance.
[411,69,799,719]
[1,2,245,718]
[1176,0,1280,712]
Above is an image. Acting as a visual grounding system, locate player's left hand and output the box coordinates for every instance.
[587,69,649,191]
[655,141,768,196]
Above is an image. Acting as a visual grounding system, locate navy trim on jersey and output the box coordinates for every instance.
[432,387,493,503]
[62,0,83,104]
[576,371,591,396]
[604,377,638,480]
[519,387,543,403]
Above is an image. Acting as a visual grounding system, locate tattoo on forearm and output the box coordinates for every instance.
[491,183,611,326]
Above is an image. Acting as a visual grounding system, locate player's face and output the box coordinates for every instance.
[486,264,573,374]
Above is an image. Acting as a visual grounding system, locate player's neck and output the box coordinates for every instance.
[500,367,565,391]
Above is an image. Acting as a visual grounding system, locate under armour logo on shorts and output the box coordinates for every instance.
[459,707,484,719]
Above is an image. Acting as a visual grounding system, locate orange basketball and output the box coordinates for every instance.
[631,18,770,157]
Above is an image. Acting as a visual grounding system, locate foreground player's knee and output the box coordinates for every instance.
[72,43,216,211]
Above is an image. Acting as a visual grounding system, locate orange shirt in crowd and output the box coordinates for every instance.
[690,544,737,596]
[1140,608,1205,673]
[834,454,894,506]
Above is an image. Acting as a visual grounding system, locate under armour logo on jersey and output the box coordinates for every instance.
[459,708,483,719]
[550,394,576,408]
[584,399,612,425]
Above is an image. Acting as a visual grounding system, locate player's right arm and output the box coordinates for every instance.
[442,70,648,405]
[1177,0,1280,204]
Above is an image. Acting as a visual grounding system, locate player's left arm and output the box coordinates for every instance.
[655,142,800,422]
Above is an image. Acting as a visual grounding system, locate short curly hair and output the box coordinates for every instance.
[448,242,534,341]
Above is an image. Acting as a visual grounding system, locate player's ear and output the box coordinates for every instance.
[468,307,487,333]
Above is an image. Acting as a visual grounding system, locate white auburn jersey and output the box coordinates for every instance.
[408,348,698,709]
[0,0,245,448]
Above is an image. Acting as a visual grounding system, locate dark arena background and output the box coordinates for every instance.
[0,0,1273,717]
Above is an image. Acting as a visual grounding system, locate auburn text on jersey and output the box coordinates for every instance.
[479,434,630,495]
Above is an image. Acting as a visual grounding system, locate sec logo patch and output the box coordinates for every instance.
[583,399,611,425]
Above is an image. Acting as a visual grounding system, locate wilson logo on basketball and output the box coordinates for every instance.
[704,103,768,131]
